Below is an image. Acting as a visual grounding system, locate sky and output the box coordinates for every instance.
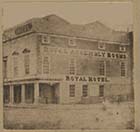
[3,2,133,31]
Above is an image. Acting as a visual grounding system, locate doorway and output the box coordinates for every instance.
[39,83,59,104]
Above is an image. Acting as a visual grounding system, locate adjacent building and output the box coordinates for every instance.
[2,14,133,105]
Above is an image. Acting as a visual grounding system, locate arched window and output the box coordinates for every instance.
[12,51,19,77]
[23,48,30,75]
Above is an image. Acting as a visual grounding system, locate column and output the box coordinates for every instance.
[9,85,14,104]
[34,82,39,104]
[21,84,25,104]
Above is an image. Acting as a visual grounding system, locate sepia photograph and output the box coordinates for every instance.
[1,1,135,130]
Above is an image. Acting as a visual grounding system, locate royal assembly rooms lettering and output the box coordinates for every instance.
[43,46,127,59]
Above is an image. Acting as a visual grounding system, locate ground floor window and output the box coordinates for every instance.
[82,85,88,97]
[69,85,75,97]
[99,85,104,97]
[14,85,21,104]
[25,84,34,103]
[3,85,10,104]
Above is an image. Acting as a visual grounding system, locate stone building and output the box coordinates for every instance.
[2,14,133,105]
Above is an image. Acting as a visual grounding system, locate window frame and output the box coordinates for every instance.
[43,56,50,74]
[41,34,50,44]
[69,85,75,97]
[69,58,76,75]
[119,46,126,52]
[24,54,30,75]
[3,57,7,78]
[13,56,19,77]
[99,61,106,76]
[68,38,76,47]
[99,85,104,97]
[98,42,106,50]
[82,85,88,97]
[120,61,126,77]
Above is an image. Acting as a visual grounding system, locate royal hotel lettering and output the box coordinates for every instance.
[65,76,110,82]
[44,46,127,59]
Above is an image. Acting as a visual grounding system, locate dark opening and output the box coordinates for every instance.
[3,85,10,104]
[14,85,21,104]
[99,85,104,97]
[25,84,34,103]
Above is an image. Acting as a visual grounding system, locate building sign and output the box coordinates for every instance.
[65,76,110,82]
[43,46,127,60]
[15,23,32,35]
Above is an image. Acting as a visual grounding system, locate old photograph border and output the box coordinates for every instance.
[0,0,139,131]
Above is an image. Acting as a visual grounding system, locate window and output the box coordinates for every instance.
[25,84,34,103]
[120,62,126,77]
[42,35,50,44]
[43,56,49,74]
[69,85,75,97]
[119,46,126,52]
[99,61,106,76]
[99,85,104,97]
[69,58,76,75]
[24,54,30,74]
[98,42,106,50]
[44,46,49,52]
[82,85,88,97]
[3,58,7,78]
[13,56,18,77]
[69,38,76,46]
[3,85,10,104]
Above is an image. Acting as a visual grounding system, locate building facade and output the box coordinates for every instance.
[2,15,133,105]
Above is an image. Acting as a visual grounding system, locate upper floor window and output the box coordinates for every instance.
[13,56,18,77]
[68,38,76,46]
[69,58,76,75]
[99,61,106,76]
[41,35,50,44]
[120,62,126,77]
[43,56,50,74]
[24,54,30,75]
[22,48,30,75]
[98,42,106,50]
[3,57,7,78]
[119,46,126,52]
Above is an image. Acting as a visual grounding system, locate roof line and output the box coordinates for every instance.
[3,31,129,45]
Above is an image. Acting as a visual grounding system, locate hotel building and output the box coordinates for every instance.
[2,15,133,104]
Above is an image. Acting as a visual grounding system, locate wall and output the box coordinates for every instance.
[3,33,38,79]
[59,82,132,104]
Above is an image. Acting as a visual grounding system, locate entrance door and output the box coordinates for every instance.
[39,83,59,104]
[14,85,21,104]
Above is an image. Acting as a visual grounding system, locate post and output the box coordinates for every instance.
[34,82,39,104]
[21,84,25,104]
[9,85,14,104]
